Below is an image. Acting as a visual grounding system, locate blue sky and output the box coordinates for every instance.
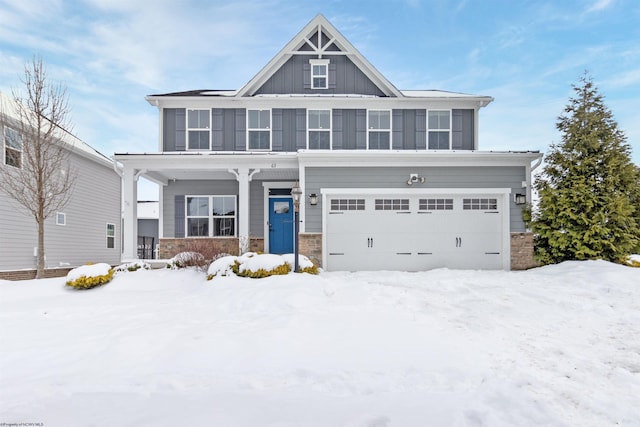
[1,0,639,200]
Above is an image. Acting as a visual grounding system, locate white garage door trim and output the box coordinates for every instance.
[321,188,512,271]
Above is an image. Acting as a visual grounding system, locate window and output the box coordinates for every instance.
[419,198,453,211]
[187,109,210,150]
[56,212,66,226]
[308,109,331,149]
[463,198,498,210]
[428,110,451,150]
[106,223,115,249]
[310,59,329,89]
[368,110,391,149]
[248,109,270,150]
[4,127,22,168]
[331,199,365,211]
[375,199,409,211]
[186,195,236,237]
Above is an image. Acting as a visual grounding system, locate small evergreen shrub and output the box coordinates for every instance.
[66,263,114,290]
[115,261,150,272]
[207,255,239,280]
[236,262,291,278]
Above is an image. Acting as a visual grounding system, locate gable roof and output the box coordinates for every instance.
[236,14,403,98]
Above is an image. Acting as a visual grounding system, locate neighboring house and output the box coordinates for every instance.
[137,200,159,259]
[0,91,121,279]
[115,14,542,271]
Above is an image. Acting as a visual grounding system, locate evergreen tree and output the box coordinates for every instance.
[533,73,639,264]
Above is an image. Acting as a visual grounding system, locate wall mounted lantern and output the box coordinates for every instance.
[291,182,303,273]
[514,193,526,205]
[309,193,318,206]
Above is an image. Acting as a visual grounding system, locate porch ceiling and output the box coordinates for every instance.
[142,167,299,183]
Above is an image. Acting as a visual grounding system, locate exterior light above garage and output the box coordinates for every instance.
[407,174,426,185]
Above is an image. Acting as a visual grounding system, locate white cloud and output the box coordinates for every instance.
[585,0,615,14]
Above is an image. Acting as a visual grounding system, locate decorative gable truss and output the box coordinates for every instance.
[237,14,403,97]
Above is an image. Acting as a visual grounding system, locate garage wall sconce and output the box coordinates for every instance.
[407,174,426,185]
[309,193,318,206]
[514,193,527,205]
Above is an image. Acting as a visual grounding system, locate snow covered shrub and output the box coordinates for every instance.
[236,253,291,278]
[207,255,239,279]
[282,254,319,274]
[66,263,114,290]
[626,255,640,268]
[167,251,207,270]
[115,261,150,272]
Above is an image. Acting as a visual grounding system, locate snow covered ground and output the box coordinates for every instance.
[1,261,639,427]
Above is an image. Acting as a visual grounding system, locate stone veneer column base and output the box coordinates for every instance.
[510,232,539,270]
[299,233,323,267]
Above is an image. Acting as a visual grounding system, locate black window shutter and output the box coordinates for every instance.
[174,195,185,238]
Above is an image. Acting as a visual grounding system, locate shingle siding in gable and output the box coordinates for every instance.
[255,55,386,96]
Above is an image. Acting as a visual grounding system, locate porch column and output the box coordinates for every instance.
[122,165,138,261]
[229,168,260,254]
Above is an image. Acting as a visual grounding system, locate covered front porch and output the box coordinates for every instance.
[113,152,302,261]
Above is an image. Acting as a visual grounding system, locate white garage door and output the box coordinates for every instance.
[325,192,508,271]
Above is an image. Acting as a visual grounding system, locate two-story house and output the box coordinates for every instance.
[0,91,122,279]
[115,14,542,271]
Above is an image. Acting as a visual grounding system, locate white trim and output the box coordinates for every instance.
[307,109,332,150]
[56,212,66,226]
[366,109,392,150]
[427,109,452,150]
[310,59,329,89]
[184,195,237,238]
[246,108,272,151]
[186,108,211,151]
[262,181,297,253]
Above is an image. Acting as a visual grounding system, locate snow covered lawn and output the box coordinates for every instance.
[1,261,639,426]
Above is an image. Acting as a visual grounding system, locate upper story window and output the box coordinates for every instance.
[308,109,331,149]
[310,59,329,89]
[4,127,22,168]
[247,109,271,150]
[428,110,451,150]
[368,110,391,149]
[186,195,236,237]
[187,109,210,150]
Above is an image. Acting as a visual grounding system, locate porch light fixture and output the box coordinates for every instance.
[514,193,526,205]
[291,182,303,273]
[309,193,318,206]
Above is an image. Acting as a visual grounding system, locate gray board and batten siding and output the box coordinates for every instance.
[162,108,474,152]
[0,151,121,271]
[255,55,386,96]
[304,166,528,233]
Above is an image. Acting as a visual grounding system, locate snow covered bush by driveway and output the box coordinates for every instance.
[65,263,114,289]
[207,253,318,279]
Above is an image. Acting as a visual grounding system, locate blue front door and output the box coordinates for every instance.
[269,197,294,254]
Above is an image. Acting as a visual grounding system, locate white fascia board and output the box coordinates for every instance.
[321,188,512,196]
[113,152,299,170]
[298,150,542,168]
[145,95,490,111]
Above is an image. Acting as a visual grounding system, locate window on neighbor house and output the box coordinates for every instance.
[4,127,22,168]
[368,110,391,149]
[56,212,66,226]
[428,110,451,150]
[187,109,210,150]
[186,195,236,237]
[106,223,115,248]
[310,59,329,89]
[247,109,270,150]
[308,109,331,149]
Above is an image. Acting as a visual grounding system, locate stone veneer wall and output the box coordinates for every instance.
[159,237,265,259]
[299,233,323,267]
[0,267,74,281]
[510,232,538,270]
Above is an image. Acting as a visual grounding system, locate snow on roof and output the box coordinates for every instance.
[0,90,113,167]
